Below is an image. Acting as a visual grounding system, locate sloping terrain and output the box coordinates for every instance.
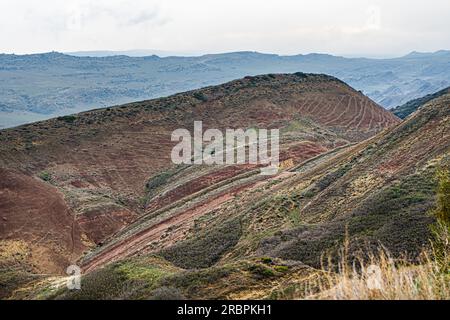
[1,50,449,128]
[0,73,399,298]
[41,86,449,300]
[392,86,450,119]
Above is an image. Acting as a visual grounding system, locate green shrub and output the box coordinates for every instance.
[160,267,231,297]
[52,259,173,300]
[38,171,51,182]
[247,264,275,279]
[301,189,316,198]
[160,218,242,269]
[193,92,208,102]
[145,171,173,196]
[261,257,273,264]
[54,264,129,300]
[274,265,289,273]
[57,115,77,123]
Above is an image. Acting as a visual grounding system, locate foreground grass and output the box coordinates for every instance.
[297,168,450,300]
[295,246,448,300]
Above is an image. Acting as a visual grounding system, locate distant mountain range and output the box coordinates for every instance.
[65,49,200,57]
[0,50,449,128]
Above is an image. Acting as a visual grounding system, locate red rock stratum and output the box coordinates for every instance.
[0,73,399,274]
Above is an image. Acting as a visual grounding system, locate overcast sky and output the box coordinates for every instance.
[1,0,449,57]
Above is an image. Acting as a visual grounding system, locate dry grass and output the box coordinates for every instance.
[303,251,448,300]
[0,240,30,266]
[295,167,450,300]
[295,229,449,300]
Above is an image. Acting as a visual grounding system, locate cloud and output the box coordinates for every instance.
[65,1,167,30]
[0,0,449,55]
[126,11,159,26]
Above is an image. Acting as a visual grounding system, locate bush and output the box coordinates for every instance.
[160,218,242,269]
[260,257,273,264]
[160,267,231,297]
[38,171,51,182]
[145,171,173,196]
[54,264,129,300]
[57,115,77,123]
[273,265,289,273]
[193,92,208,102]
[314,164,350,192]
[260,170,438,268]
[53,259,172,300]
[148,286,185,300]
[247,264,275,279]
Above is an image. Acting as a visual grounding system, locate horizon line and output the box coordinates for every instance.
[1,49,449,60]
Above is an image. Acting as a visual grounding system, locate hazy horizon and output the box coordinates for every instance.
[1,0,450,57]
[2,48,449,60]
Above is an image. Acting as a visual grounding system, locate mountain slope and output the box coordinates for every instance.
[0,73,398,298]
[256,92,449,266]
[392,86,450,119]
[41,86,448,301]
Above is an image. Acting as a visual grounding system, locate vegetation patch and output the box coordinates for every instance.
[246,264,275,279]
[147,286,186,300]
[159,266,233,298]
[38,171,52,182]
[160,217,242,269]
[145,165,188,200]
[57,115,77,124]
[193,92,208,102]
[0,270,35,299]
[52,256,176,300]
[259,169,439,267]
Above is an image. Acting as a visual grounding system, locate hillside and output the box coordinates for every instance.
[392,86,450,119]
[0,73,399,298]
[40,83,448,301]
[1,50,449,128]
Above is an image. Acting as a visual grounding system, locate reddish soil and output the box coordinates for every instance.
[293,92,399,137]
[0,74,400,274]
[82,181,256,272]
[280,141,329,165]
[0,169,86,274]
[77,207,138,245]
[146,165,257,212]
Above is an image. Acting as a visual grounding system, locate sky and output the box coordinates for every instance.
[1,0,449,57]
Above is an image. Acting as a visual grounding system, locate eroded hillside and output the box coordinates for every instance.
[392,86,450,119]
[41,83,448,301]
[0,73,399,298]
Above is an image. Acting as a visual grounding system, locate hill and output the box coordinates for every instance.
[0,73,399,298]
[1,50,449,128]
[44,84,448,300]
